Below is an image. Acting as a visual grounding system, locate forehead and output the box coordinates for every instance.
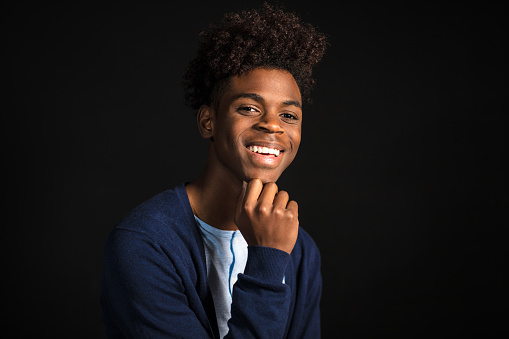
[221,68,302,106]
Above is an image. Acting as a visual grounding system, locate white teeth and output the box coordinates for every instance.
[248,145,281,157]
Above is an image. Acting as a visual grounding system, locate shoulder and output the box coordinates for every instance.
[102,183,207,289]
[116,183,193,235]
[106,183,198,251]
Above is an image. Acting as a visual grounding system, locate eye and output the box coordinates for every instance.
[280,112,299,122]
[236,106,259,115]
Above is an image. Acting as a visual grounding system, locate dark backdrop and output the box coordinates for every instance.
[4,1,506,337]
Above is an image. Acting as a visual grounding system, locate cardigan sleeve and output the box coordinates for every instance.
[293,244,322,338]
[225,246,292,338]
[101,228,214,338]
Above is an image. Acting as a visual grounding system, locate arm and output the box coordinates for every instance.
[295,243,322,338]
[222,179,299,338]
[101,229,213,339]
[225,246,292,338]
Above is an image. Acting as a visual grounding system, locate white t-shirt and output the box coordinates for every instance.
[194,216,248,338]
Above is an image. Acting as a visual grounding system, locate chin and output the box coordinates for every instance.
[243,171,282,184]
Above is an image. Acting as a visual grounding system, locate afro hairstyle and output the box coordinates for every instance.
[182,2,327,110]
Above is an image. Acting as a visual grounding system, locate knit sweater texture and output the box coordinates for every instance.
[101,183,321,338]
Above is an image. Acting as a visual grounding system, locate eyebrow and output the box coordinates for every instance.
[233,93,302,109]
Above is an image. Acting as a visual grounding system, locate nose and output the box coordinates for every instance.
[254,112,284,134]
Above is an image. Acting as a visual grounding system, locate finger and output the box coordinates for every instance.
[287,200,299,214]
[273,190,290,209]
[258,182,279,206]
[243,178,264,207]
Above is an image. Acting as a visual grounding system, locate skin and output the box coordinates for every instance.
[186,67,302,254]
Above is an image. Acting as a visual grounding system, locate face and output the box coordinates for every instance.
[201,68,302,184]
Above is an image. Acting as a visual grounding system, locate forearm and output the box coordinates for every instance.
[225,246,291,339]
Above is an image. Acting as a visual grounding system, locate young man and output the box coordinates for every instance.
[101,3,327,338]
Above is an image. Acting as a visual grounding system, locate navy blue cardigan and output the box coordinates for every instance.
[101,183,321,338]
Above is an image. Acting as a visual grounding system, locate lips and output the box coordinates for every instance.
[244,142,286,169]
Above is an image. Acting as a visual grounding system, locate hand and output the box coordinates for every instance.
[235,179,299,254]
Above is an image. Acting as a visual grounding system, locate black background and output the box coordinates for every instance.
[4,1,506,337]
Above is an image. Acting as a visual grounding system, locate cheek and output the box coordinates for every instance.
[281,131,301,167]
[289,129,302,152]
[215,120,247,156]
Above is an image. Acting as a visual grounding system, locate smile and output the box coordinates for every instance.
[247,145,281,157]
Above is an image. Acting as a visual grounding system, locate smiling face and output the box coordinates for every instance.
[199,68,302,184]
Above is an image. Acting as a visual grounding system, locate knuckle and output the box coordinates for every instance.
[258,205,270,215]
[274,207,284,217]
[243,201,254,212]
[286,209,298,221]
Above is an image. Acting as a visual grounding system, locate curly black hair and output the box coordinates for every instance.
[182,2,327,110]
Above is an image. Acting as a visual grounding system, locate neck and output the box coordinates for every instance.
[186,148,243,231]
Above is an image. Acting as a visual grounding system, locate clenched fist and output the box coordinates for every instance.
[235,179,299,254]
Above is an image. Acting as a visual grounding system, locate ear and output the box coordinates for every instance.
[196,105,214,140]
